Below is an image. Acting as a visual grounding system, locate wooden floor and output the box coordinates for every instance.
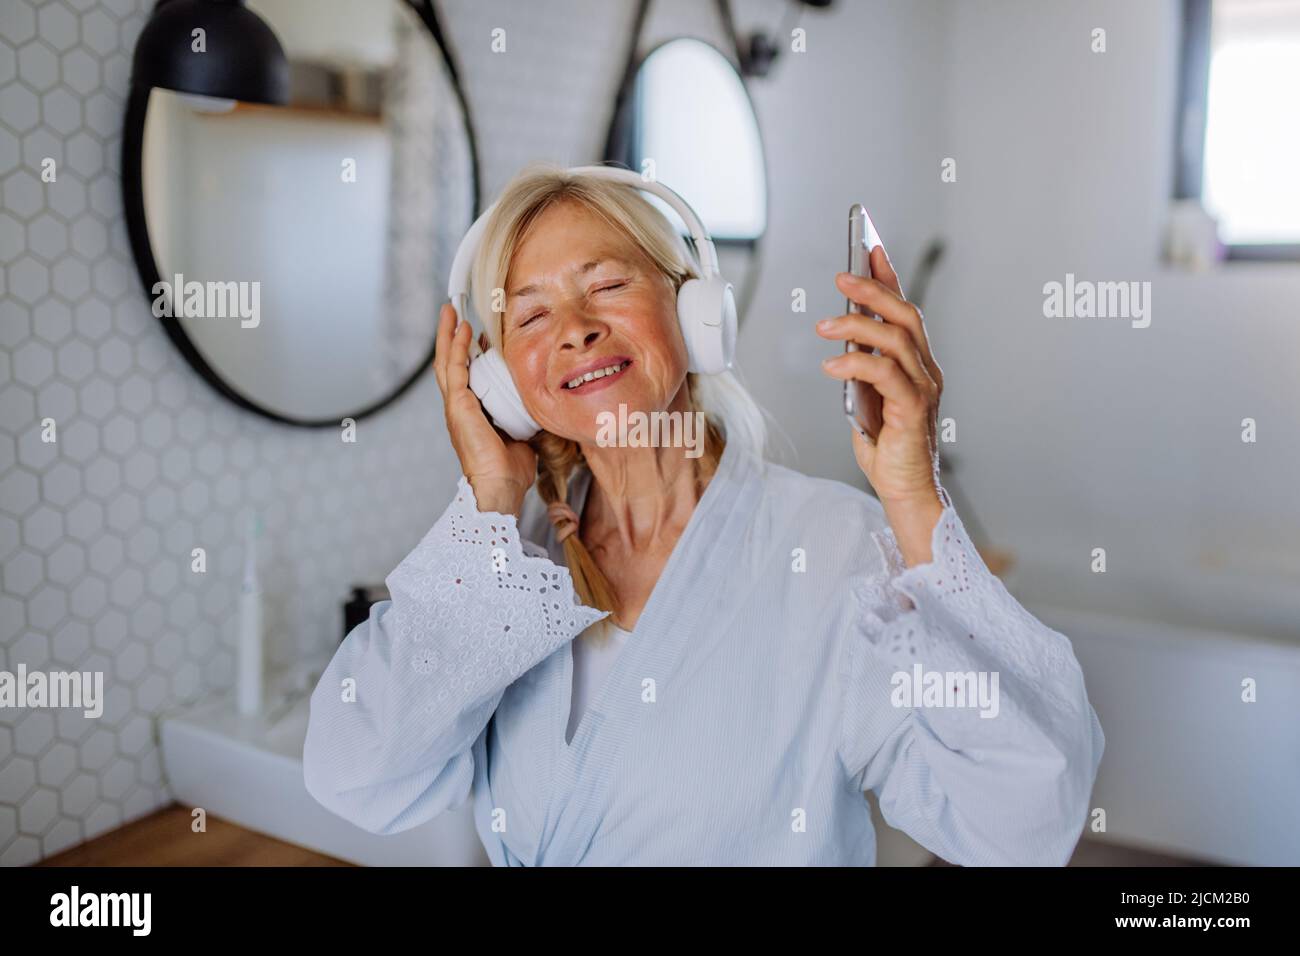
[38,804,353,867]
[37,802,1207,866]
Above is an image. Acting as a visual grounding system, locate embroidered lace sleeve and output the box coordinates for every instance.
[303,476,608,835]
[837,487,1106,865]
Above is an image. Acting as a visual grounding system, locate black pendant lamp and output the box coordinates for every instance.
[131,0,289,105]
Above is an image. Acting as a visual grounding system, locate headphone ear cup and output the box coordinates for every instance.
[677,276,737,374]
[467,348,541,441]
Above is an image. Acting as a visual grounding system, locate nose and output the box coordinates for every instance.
[556,301,608,351]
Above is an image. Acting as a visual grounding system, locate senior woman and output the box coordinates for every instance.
[303,163,1105,866]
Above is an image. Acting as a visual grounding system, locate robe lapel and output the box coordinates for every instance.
[533,437,765,865]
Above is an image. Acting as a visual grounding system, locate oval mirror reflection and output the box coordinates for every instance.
[609,38,767,242]
[137,0,474,423]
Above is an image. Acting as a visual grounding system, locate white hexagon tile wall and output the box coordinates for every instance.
[0,0,634,864]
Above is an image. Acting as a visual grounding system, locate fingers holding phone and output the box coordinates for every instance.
[816,210,944,506]
[835,248,944,393]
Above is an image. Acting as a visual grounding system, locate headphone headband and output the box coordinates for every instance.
[447,165,720,357]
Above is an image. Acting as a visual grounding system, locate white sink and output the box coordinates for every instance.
[158,689,488,867]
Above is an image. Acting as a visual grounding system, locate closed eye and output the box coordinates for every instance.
[520,281,626,325]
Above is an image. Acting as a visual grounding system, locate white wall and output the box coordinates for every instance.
[925,0,1300,583]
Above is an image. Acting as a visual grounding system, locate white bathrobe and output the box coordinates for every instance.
[303,436,1105,865]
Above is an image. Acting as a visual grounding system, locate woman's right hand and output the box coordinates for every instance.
[434,303,537,517]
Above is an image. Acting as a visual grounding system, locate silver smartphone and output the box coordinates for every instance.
[844,203,885,444]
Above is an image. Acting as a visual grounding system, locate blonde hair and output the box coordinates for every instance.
[467,161,771,631]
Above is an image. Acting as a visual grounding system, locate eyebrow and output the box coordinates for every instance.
[508,257,628,301]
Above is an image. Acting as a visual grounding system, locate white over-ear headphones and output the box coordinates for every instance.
[446,164,737,441]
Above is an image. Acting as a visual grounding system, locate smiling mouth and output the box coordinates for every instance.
[562,359,632,392]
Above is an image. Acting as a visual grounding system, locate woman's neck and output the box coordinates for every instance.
[576,388,717,552]
[580,445,705,551]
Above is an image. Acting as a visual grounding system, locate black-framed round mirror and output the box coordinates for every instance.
[604,35,768,322]
[121,0,480,427]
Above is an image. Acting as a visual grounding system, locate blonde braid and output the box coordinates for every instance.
[529,429,621,639]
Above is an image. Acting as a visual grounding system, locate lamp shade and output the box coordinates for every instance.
[131,0,289,105]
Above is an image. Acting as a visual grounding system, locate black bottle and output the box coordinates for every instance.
[342,585,389,644]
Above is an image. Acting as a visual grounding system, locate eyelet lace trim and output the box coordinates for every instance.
[852,491,1085,737]
[386,477,609,717]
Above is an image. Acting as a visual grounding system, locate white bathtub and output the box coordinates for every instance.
[1009,557,1300,866]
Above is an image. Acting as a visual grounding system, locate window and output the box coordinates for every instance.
[1175,0,1300,259]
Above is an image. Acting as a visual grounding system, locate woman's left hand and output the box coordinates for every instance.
[816,242,946,564]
